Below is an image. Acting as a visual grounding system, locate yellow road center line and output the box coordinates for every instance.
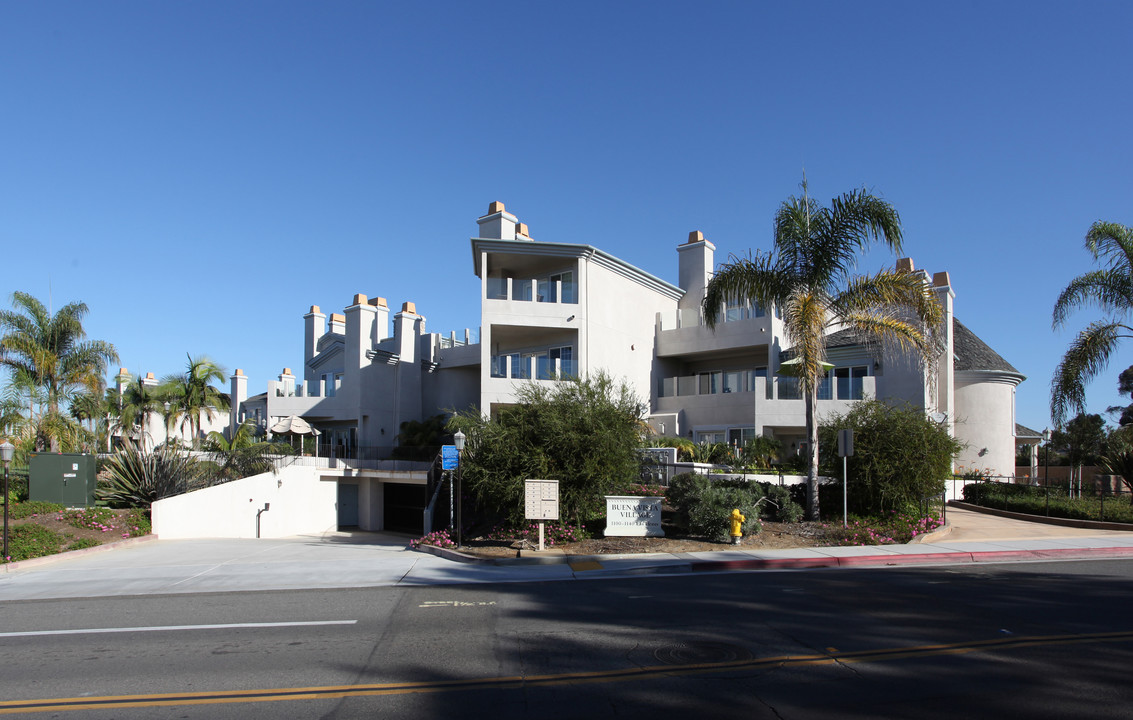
[2,630,1131,714]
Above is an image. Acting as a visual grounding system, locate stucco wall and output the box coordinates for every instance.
[152,465,338,539]
[953,372,1018,476]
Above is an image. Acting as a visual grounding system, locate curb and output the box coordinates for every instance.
[688,546,1133,573]
[2,533,158,573]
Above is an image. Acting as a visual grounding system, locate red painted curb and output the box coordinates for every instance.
[689,546,1133,572]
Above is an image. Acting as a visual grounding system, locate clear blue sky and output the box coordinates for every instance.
[2,1,1131,432]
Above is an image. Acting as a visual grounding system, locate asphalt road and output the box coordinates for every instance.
[1,559,1131,718]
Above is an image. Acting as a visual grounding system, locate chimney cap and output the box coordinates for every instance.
[933,271,951,288]
[282,367,292,375]
[352,293,367,305]
[308,305,321,314]
[330,313,345,324]
[896,257,915,273]
[118,367,128,375]
[488,201,506,214]
[687,231,705,244]
[369,296,388,308]
[401,301,417,314]
[145,372,154,380]
[234,368,244,377]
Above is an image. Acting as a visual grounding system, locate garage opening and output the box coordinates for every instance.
[384,483,427,534]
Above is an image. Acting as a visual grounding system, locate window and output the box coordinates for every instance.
[835,366,868,399]
[725,298,746,322]
[723,371,743,393]
[550,346,574,377]
[552,272,577,304]
[699,371,720,395]
[486,276,507,300]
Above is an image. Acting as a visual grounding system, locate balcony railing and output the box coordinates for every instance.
[658,374,869,401]
[486,277,578,304]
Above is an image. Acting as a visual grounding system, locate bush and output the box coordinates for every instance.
[4,524,66,562]
[485,521,591,546]
[819,400,961,517]
[6,501,64,519]
[451,372,647,527]
[98,443,202,508]
[668,473,804,541]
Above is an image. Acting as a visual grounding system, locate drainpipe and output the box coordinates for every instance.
[256,503,270,538]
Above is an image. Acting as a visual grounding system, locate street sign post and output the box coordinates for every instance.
[837,429,854,527]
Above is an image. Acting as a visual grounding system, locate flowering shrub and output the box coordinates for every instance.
[484,521,590,547]
[410,529,457,549]
[823,512,944,546]
[57,507,150,538]
[620,483,667,498]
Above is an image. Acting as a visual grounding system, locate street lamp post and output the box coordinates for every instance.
[1043,428,1052,516]
[0,440,14,561]
[453,430,466,549]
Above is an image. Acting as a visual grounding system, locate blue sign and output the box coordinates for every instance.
[441,445,459,470]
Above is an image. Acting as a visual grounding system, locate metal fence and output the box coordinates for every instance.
[957,476,1133,523]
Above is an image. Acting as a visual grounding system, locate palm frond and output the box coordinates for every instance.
[1051,321,1133,425]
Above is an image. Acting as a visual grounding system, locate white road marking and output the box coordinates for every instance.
[0,620,357,638]
[419,601,497,608]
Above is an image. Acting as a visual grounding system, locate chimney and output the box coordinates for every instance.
[345,294,378,374]
[369,296,390,341]
[329,313,346,335]
[141,372,158,388]
[477,201,519,240]
[515,222,533,241]
[303,305,326,378]
[229,369,248,435]
[677,230,715,310]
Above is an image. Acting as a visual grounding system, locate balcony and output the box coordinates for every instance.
[655,307,774,358]
[486,276,578,305]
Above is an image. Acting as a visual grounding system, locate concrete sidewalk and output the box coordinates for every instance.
[0,507,1131,601]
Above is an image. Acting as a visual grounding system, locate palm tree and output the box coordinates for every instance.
[0,291,119,451]
[201,421,292,484]
[111,377,165,450]
[1051,221,1133,426]
[159,354,229,448]
[703,180,944,520]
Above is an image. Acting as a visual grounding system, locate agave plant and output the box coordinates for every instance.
[98,442,202,508]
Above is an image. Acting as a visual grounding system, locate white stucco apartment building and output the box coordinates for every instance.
[231,201,1024,479]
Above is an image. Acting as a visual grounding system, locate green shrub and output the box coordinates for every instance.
[451,372,647,527]
[819,400,961,517]
[67,538,103,551]
[685,484,762,542]
[98,443,201,508]
[4,524,66,562]
[7,501,64,519]
[668,474,803,541]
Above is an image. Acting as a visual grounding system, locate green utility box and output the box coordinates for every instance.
[29,453,97,507]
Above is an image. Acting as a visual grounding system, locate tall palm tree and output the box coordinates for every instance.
[1051,221,1133,427]
[111,377,165,450]
[703,180,944,520]
[159,354,229,448]
[0,291,119,451]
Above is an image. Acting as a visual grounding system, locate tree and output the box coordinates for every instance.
[450,372,646,527]
[159,354,229,448]
[201,421,292,484]
[0,291,119,451]
[702,180,944,520]
[1106,365,1133,426]
[1051,222,1133,426]
[110,377,165,450]
[818,400,963,516]
[1051,412,1108,496]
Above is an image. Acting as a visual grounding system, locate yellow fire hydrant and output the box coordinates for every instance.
[729,508,746,545]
